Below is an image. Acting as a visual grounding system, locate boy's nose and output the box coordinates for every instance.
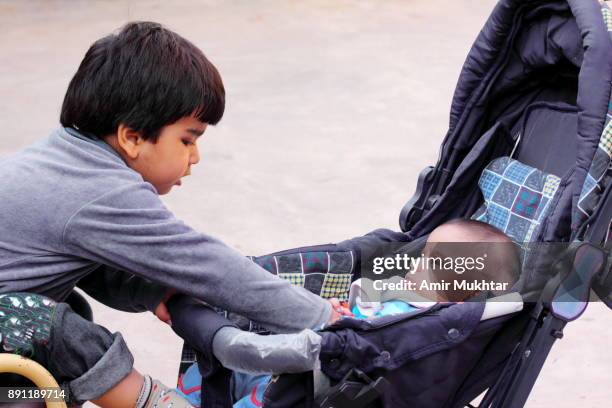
[190,145,200,165]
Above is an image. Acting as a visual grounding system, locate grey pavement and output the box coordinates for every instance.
[0,1,610,407]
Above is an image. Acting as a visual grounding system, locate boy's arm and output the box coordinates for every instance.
[76,265,167,313]
[62,184,332,333]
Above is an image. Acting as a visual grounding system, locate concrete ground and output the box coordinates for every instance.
[1,1,610,406]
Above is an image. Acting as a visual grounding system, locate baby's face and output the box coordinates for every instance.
[411,224,487,302]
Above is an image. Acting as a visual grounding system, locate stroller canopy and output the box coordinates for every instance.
[404,0,612,244]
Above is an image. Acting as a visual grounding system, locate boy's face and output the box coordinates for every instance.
[123,116,207,195]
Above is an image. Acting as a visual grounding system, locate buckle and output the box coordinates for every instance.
[316,369,390,408]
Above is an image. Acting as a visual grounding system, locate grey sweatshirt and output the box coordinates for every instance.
[0,127,331,332]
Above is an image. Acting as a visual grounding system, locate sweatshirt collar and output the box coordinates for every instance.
[64,127,122,159]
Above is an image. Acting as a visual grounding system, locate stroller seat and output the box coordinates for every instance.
[258,155,569,408]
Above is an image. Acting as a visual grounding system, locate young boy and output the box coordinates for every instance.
[0,21,344,407]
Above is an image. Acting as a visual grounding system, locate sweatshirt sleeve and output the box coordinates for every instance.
[76,265,168,313]
[62,183,331,333]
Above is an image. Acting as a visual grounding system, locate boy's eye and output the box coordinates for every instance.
[182,139,194,146]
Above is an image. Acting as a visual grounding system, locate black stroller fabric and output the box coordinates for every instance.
[263,304,523,408]
[402,0,611,240]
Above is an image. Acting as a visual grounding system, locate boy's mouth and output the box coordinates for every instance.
[175,179,182,186]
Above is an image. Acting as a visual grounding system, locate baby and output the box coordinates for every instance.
[352,218,521,318]
[414,218,521,301]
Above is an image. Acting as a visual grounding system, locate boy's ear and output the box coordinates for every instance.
[116,124,144,159]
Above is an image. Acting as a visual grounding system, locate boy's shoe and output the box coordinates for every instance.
[144,379,196,408]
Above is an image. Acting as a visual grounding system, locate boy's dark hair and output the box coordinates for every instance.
[60,21,224,141]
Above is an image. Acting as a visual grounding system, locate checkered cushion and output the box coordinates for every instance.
[250,251,354,301]
[574,2,612,230]
[472,157,561,243]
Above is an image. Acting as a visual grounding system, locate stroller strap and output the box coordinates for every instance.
[481,292,523,321]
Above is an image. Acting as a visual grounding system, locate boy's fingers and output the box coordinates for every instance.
[153,288,177,325]
[328,298,354,319]
[154,301,172,325]
[327,307,342,325]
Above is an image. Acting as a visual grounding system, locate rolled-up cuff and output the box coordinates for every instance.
[66,332,134,403]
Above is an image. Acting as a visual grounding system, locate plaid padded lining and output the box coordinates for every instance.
[250,251,354,301]
[574,2,612,230]
[472,157,561,243]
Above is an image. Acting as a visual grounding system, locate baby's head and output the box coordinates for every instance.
[418,219,521,302]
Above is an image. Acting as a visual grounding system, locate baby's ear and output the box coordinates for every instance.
[116,124,144,159]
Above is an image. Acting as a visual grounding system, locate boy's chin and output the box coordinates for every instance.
[154,180,182,195]
[156,185,174,195]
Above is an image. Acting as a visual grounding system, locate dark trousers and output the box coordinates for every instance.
[167,296,237,408]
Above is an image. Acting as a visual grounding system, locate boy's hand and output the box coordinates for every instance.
[327,298,353,325]
[154,289,176,325]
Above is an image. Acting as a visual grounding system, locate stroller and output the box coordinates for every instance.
[174,0,611,407]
